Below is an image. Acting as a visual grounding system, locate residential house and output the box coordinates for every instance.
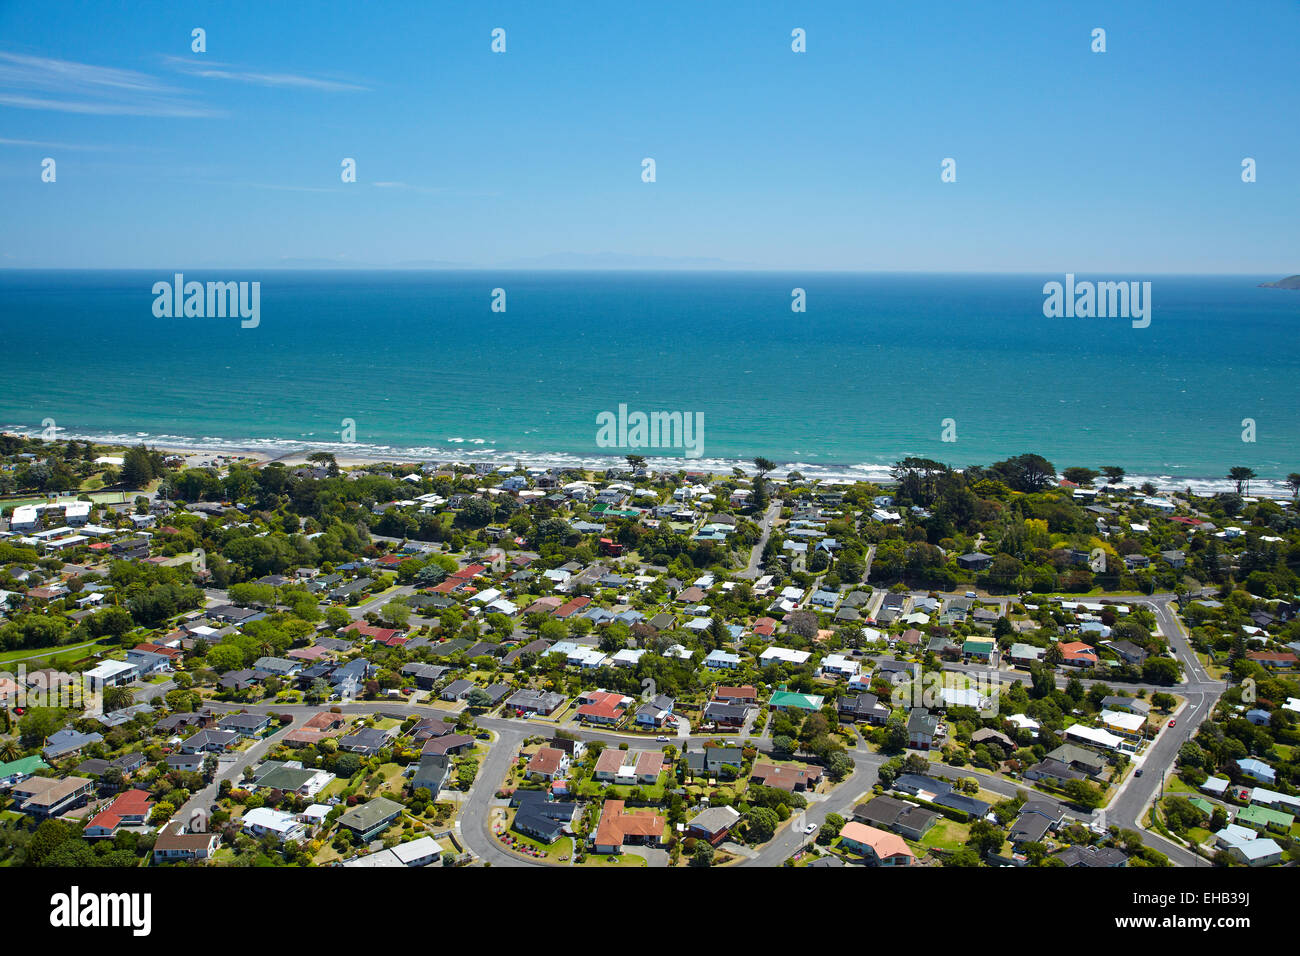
[684,746,745,779]
[11,775,95,818]
[906,708,940,750]
[852,795,938,841]
[411,754,451,794]
[217,712,273,738]
[81,790,155,842]
[686,806,742,846]
[152,822,220,863]
[593,800,664,854]
[241,807,309,842]
[42,728,104,761]
[701,700,750,728]
[179,729,238,754]
[749,761,823,792]
[635,694,675,728]
[837,821,915,866]
[504,688,566,716]
[510,790,575,844]
[838,692,890,726]
[527,747,569,782]
[337,796,404,841]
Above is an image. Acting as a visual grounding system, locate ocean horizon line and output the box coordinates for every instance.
[0,266,1293,279]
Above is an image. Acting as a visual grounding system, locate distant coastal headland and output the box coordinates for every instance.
[1259,275,1300,289]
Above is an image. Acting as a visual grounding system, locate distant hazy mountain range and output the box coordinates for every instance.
[265,252,756,270]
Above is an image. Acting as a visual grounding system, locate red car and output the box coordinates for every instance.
[1168,719,1177,727]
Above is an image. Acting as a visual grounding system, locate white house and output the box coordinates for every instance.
[242,807,308,842]
[760,647,811,666]
[818,654,859,679]
[390,835,444,867]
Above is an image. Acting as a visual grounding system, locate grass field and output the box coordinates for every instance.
[917,819,972,853]
[0,640,113,667]
[500,825,573,863]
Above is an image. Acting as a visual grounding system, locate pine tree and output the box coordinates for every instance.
[120,444,154,488]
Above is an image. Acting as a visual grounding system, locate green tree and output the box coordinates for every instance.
[746,806,779,844]
[18,707,63,748]
[968,819,1006,857]
[120,444,156,489]
[1227,466,1256,496]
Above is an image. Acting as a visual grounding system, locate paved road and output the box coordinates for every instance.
[455,726,534,867]
[1103,595,1222,866]
[739,500,781,580]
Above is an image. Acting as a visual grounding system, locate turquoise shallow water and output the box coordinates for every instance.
[0,270,1295,486]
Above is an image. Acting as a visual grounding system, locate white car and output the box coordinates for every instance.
[802,823,818,835]
[656,735,670,742]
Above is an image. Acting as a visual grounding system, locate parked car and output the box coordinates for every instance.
[802,822,818,835]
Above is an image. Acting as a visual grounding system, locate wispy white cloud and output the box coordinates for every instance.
[0,51,216,116]
[0,136,117,150]
[0,92,214,117]
[163,56,369,92]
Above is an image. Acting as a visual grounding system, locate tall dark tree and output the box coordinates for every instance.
[120,443,155,488]
[1227,466,1256,496]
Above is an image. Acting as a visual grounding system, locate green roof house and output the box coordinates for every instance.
[1236,804,1294,834]
[338,796,404,841]
[0,755,49,788]
[769,690,825,712]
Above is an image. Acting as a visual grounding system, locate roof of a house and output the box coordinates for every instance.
[838,821,915,860]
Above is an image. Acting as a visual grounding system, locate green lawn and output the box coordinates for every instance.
[366,762,406,796]
[500,823,573,863]
[917,819,972,852]
[572,772,670,802]
[318,778,348,800]
[0,640,114,666]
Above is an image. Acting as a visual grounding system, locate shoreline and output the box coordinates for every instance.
[4,426,1292,500]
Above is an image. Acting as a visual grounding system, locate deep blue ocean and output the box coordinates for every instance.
[0,270,1295,490]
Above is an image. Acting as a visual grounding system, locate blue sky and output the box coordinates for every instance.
[1,0,1297,271]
